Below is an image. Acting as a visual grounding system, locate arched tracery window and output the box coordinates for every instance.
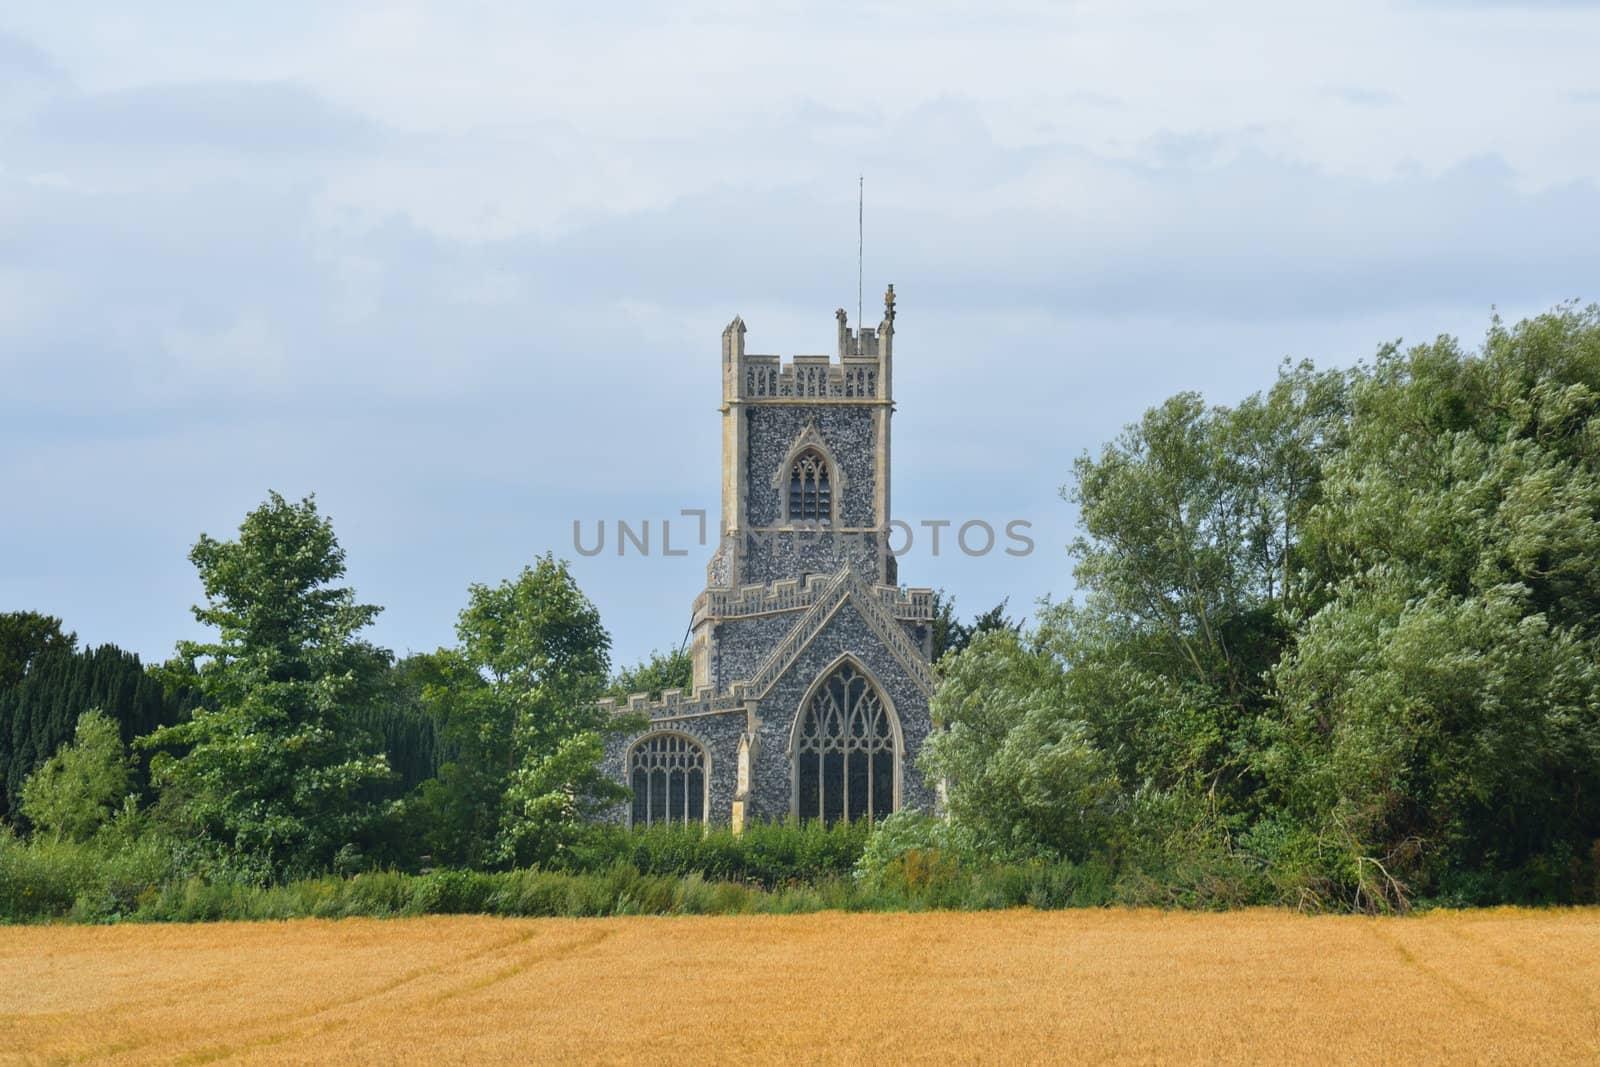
[629,734,707,826]
[787,448,832,522]
[794,662,897,824]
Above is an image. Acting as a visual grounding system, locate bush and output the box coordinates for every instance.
[0,828,171,923]
[562,819,870,887]
[410,869,498,914]
[0,814,1297,924]
[855,812,964,884]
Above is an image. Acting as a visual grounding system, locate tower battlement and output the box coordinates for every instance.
[691,574,933,627]
[722,285,896,403]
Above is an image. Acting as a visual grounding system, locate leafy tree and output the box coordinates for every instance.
[413,555,619,867]
[19,709,130,843]
[1064,362,1347,810]
[929,589,961,662]
[0,612,76,691]
[143,492,393,875]
[967,599,1023,643]
[1263,307,1600,905]
[929,305,1600,908]
[923,628,1119,861]
[607,646,693,699]
[409,649,504,866]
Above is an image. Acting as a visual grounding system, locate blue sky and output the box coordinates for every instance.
[3,1,1597,671]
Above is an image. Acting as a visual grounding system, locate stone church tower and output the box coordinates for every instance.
[599,286,937,828]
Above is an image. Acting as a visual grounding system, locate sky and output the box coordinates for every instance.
[2,1,1597,671]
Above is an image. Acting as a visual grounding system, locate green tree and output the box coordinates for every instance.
[922,627,1119,861]
[1065,362,1347,807]
[19,709,130,843]
[607,646,692,699]
[414,555,619,867]
[1264,306,1600,905]
[143,492,393,875]
[409,648,504,866]
[356,654,443,793]
[929,589,962,662]
[917,305,1600,908]
[0,612,76,691]
[928,591,1024,663]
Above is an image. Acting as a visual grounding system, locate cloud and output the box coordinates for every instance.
[1411,0,1597,6]
[1324,85,1398,108]
[0,30,66,84]
[29,80,387,156]
[1,5,1597,667]
[0,29,69,123]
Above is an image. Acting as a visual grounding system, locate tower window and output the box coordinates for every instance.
[787,448,832,522]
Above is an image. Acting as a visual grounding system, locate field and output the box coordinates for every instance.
[4,909,1599,1065]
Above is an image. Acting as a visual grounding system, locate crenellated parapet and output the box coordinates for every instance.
[691,575,933,627]
[737,355,881,400]
[597,683,753,723]
[722,286,895,405]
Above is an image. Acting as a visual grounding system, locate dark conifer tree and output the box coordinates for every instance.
[0,642,191,823]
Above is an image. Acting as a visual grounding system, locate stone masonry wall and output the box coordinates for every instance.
[734,529,888,586]
[710,611,800,690]
[598,709,746,827]
[743,598,936,821]
[744,405,876,529]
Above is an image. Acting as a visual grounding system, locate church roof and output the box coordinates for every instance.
[742,563,936,702]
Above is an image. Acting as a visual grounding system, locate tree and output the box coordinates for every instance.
[414,555,618,867]
[0,643,186,823]
[607,646,693,699]
[1064,362,1347,809]
[408,648,504,866]
[356,654,443,794]
[0,612,76,691]
[929,591,1025,663]
[143,492,393,875]
[19,709,130,843]
[1263,306,1600,905]
[929,589,961,662]
[922,628,1119,861]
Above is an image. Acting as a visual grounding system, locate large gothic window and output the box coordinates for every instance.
[629,734,707,826]
[794,663,897,824]
[787,448,832,522]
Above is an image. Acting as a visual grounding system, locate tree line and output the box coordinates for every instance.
[921,303,1600,908]
[4,302,1599,912]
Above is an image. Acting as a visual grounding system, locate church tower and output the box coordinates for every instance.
[598,287,937,830]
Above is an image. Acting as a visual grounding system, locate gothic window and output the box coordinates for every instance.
[787,448,832,522]
[794,663,897,824]
[629,734,707,826]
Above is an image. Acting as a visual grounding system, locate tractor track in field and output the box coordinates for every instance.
[66,924,614,1066]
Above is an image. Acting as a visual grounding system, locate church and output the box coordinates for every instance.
[597,285,938,829]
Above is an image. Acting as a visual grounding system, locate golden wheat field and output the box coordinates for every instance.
[3,908,1599,1065]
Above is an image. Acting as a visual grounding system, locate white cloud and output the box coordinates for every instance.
[1,2,1597,666]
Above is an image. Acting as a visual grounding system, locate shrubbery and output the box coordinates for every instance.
[561,818,870,887]
[0,820,1262,924]
[0,829,170,922]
